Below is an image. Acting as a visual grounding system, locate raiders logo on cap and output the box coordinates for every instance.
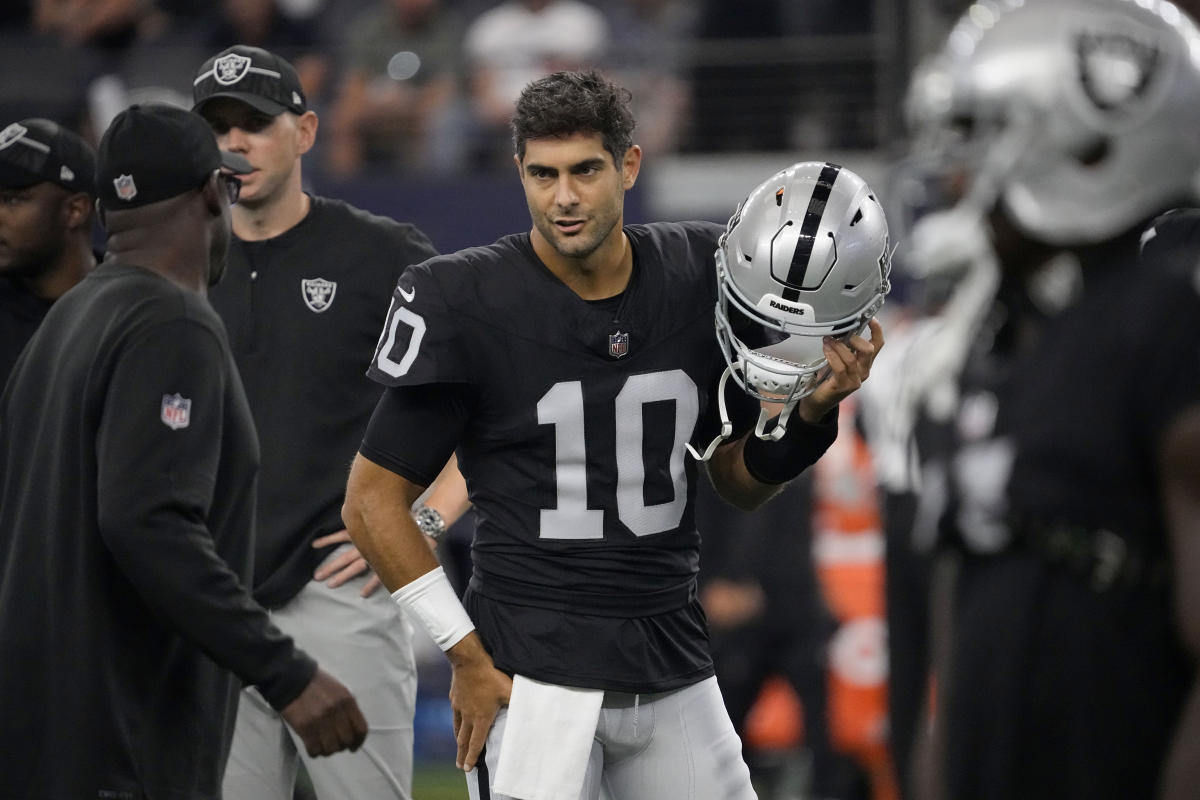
[213,53,253,86]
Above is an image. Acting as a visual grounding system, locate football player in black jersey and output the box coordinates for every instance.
[343,70,885,800]
[879,2,1200,799]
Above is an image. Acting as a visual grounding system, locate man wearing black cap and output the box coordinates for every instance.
[0,103,369,800]
[192,45,443,799]
[0,117,98,386]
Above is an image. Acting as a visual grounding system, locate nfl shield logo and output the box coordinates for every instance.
[213,53,252,85]
[113,174,137,201]
[608,331,630,359]
[301,278,337,313]
[161,393,191,430]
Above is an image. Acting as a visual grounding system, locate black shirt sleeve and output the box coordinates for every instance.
[95,316,315,709]
[359,382,474,486]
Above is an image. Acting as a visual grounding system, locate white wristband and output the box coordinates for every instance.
[390,566,475,652]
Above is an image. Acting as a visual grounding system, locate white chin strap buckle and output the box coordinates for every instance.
[753,396,800,441]
[686,366,803,462]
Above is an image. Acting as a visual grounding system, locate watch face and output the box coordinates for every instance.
[416,506,446,539]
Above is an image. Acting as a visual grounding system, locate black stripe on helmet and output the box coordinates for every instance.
[782,162,841,301]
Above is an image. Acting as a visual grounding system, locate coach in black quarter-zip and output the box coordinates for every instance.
[193,45,439,799]
[0,103,367,800]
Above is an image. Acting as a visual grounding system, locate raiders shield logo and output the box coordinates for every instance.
[608,331,630,358]
[0,122,26,150]
[161,393,192,430]
[213,53,252,85]
[1075,30,1160,113]
[301,278,337,313]
[113,174,137,201]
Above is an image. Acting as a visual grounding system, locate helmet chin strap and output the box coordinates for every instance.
[686,365,804,462]
[687,367,735,462]
[752,395,801,441]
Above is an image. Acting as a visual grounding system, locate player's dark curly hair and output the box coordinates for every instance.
[511,70,636,166]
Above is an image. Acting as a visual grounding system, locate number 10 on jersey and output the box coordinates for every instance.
[536,370,699,540]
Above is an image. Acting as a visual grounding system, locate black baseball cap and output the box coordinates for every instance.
[96,103,251,211]
[192,45,307,117]
[0,118,96,195]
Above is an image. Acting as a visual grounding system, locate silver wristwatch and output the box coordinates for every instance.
[413,505,447,541]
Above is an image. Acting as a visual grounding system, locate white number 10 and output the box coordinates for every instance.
[536,370,699,539]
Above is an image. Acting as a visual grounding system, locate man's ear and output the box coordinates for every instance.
[296,110,319,156]
[621,144,643,190]
[64,191,94,230]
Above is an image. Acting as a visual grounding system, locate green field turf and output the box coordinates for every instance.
[413,763,470,799]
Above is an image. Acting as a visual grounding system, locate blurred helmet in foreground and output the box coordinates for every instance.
[714,161,892,439]
[907,0,1200,246]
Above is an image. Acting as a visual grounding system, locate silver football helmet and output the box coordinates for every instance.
[910,0,1200,246]
[690,161,891,460]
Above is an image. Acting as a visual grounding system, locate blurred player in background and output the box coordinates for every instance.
[867,2,1200,798]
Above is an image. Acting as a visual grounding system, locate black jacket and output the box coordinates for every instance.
[0,262,315,799]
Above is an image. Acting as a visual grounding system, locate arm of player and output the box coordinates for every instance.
[343,453,511,771]
[1158,405,1200,800]
[316,446,470,594]
[314,451,470,596]
[708,319,883,510]
[95,317,366,757]
[420,451,473,529]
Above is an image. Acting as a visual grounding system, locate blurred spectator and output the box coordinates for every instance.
[32,0,165,50]
[782,0,871,34]
[687,0,788,152]
[202,0,331,106]
[0,31,92,129]
[782,0,876,151]
[79,0,333,149]
[603,0,696,156]
[462,0,609,168]
[326,0,464,177]
[13,0,163,136]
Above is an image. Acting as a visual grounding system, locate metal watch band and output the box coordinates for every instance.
[413,505,447,541]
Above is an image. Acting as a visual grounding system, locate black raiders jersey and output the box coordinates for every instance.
[363,221,761,691]
[937,215,1200,556]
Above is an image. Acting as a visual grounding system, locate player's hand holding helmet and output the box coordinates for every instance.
[692,161,892,460]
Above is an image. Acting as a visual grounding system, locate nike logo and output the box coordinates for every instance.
[399,286,415,303]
